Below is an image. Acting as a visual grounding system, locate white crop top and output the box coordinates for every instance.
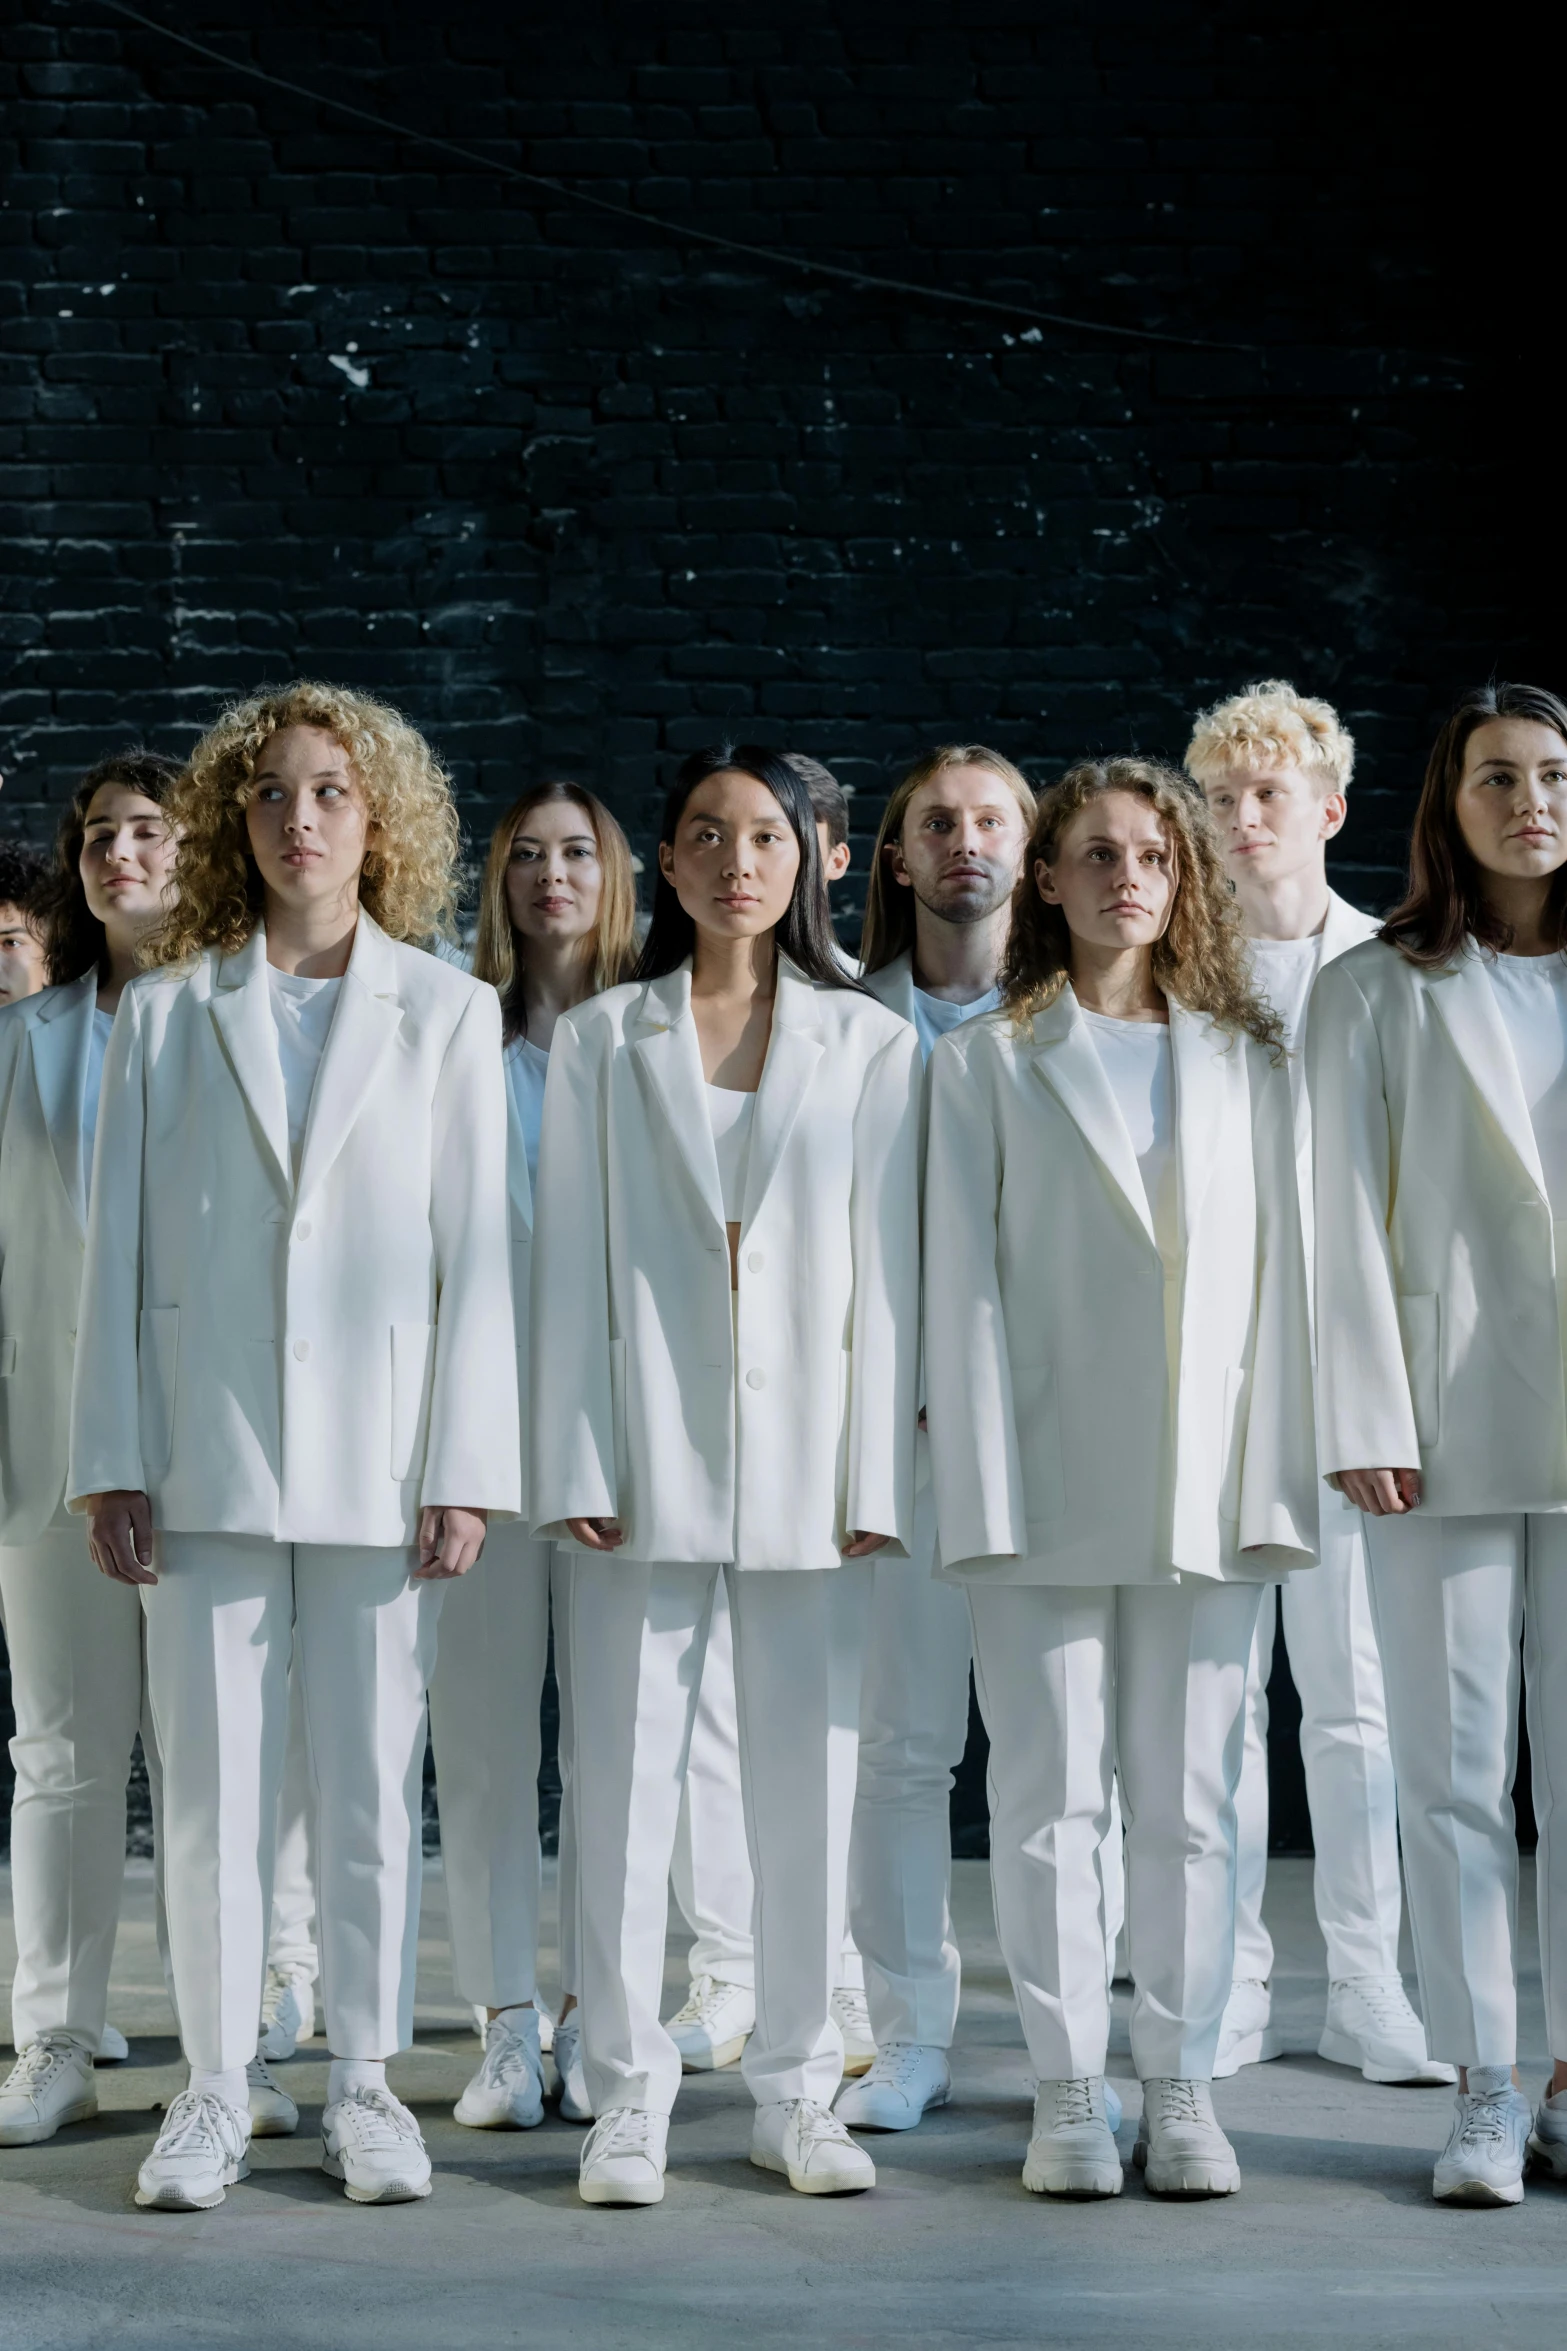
[706,1084,756,1219]
[1080,1008,1177,1250]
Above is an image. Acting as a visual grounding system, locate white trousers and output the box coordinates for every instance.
[1233,1502,1403,1983]
[1363,1511,1567,2068]
[969,1577,1263,2081]
[266,1665,319,1982]
[427,1524,578,2007]
[1,1525,166,2049]
[571,1556,870,2115]
[848,1485,970,2047]
[143,1534,439,2071]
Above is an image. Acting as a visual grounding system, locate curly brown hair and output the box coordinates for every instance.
[1001,757,1283,1056]
[33,748,182,986]
[147,681,459,966]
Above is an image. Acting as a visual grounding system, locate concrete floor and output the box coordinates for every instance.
[1,1856,1564,2350]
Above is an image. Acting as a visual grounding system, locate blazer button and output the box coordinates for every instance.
[747,1250,764,1272]
[293,1339,311,1361]
[745,1367,765,1390]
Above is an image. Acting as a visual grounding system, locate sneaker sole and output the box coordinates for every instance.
[248,2108,299,2138]
[321,2151,433,2204]
[675,2034,749,2072]
[839,2053,876,2080]
[0,2095,98,2146]
[834,2085,950,2133]
[1434,2174,1524,2206]
[750,2147,875,2194]
[1022,2156,1123,2198]
[135,2154,249,2210]
[1133,2142,1240,2197]
[1317,2027,1454,2084]
[452,2102,545,2130]
[579,2171,665,2205]
[1211,2027,1284,2079]
[1528,2131,1567,2179]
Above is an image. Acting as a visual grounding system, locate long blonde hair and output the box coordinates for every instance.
[148,681,459,966]
[859,744,1036,974]
[472,782,639,1041]
[1001,758,1282,1055]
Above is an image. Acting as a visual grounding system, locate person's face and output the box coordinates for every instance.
[1037,790,1177,953]
[815,819,851,885]
[245,726,370,917]
[888,765,1030,926]
[1200,758,1344,886]
[1453,717,1567,886]
[0,902,46,1004]
[659,771,800,942]
[79,785,179,942]
[505,799,605,949]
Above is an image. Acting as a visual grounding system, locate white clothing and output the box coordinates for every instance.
[266,1667,318,1984]
[504,1036,549,1198]
[81,1006,112,1177]
[1484,953,1567,1220]
[1249,933,1324,1103]
[911,982,1000,1063]
[143,1532,439,2070]
[266,967,341,1170]
[1079,1008,1176,1246]
[969,1575,1263,2080]
[705,1084,756,1222]
[69,915,520,1544]
[530,959,921,1567]
[569,1554,870,2116]
[1362,1510,1567,2067]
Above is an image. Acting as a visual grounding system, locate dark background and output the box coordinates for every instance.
[0,0,1555,1858]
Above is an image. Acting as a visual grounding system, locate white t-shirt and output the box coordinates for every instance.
[1486,953,1567,1221]
[505,1036,550,1195]
[267,968,341,1170]
[706,1084,756,1219]
[911,983,1001,1067]
[81,1006,114,1178]
[1080,1008,1177,1248]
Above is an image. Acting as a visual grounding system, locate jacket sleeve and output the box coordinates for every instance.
[528,1010,617,1539]
[66,988,148,1507]
[1307,961,1421,1479]
[422,983,522,1516]
[844,1022,922,1552]
[922,1034,1029,1567]
[1237,1039,1319,1565]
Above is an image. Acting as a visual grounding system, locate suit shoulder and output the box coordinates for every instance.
[386,934,489,1014]
[561,979,645,1045]
[820,985,910,1052]
[1326,936,1416,1003]
[935,1005,1013,1069]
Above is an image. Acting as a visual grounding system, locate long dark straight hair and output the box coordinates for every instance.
[635,744,860,991]
[1381,682,1567,967]
[35,748,182,986]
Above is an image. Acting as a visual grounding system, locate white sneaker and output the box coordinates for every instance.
[246,2054,299,2137]
[1105,2080,1124,2135]
[1433,2083,1530,2205]
[454,2008,545,2129]
[551,2016,594,2123]
[1530,2085,1567,2177]
[834,2043,950,2131]
[667,1974,754,2071]
[321,2085,433,2204]
[832,1984,876,2078]
[1212,1979,1283,2078]
[97,2025,129,2063]
[751,2098,876,2194]
[1318,1976,1455,2085]
[135,2089,251,2210]
[0,2032,98,2146]
[578,2106,668,2205]
[536,2001,556,2057]
[1135,2078,1241,2198]
[258,1964,316,2062]
[1022,2077,1124,2198]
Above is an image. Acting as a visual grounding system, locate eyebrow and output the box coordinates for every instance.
[513,829,596,847]
[252,764,348,783]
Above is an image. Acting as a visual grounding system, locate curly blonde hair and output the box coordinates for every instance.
[147,681,459,966]
[1001,758,1283,1056]
[1184,678,1355,796]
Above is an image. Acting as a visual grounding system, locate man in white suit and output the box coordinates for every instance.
[1187,680,1450,2086]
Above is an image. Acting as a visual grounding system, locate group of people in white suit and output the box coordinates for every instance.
[2,669,1566,2218]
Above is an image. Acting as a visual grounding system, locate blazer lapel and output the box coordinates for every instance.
[742,958,824,1225]
[1428,951,1549,1201]
[863,949,917,1028]
[1031,992,1157,1248]
[630,966,728,1235]
[209,927,292,1190]
[28,975,97,1230]
[1169,999,1233,1244]
[1321,890,1380,968]
[294,914,405,1205]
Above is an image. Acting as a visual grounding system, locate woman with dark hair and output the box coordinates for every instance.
[530,745,921,2205]
[0,750,179,2147]
[1312,681,1567,2206]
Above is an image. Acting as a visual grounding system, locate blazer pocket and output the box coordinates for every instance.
[1398,1293,1441,1448]
[390,1321,437,1481]
[0,1335,16,1377]
[608,1336,630,1498]
[138,1306,179,1480]
[1219,1364,1249,1523]
[1012,1359,1066,1528]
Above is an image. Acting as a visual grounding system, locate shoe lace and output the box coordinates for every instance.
[782,2098,854,2151]
[1456,2088,1517,2150]
[246,2055,282,2093]
[1049,2077,1100,2127]
[480,2021,538,2089]
[861,2043,929,2090]
[4,2032,84,2095]
[337,2086,418,2150]
[673,1976,737,2030]
[592,2107,657,2156]
[1338,1977,1414,2031]
[1154,2078,1205,2126]
[260,1967,304,2029]
[834,1987,872,2039]
[157,2089,244,2159]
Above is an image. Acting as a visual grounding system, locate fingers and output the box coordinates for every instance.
[1338,1467,1421,1517]
[90,1515,158,1585]
[842,1530,892,1558]
[566,1516,624,1552]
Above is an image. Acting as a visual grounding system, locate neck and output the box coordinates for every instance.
[909,899,1007,1000]
[96,921,150,1013]
[690,926,778,1001]
[1232,858,1332,942]
[262,888,360,978]
[1068,940,1166,1021]
[517,931,597,1048]
[1484,872,1559,957]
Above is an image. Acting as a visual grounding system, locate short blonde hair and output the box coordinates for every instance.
[859,744,1036,974]
[1185,679,1355,797]
[148,681,459,966]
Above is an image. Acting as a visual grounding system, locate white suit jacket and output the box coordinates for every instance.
[923,991,1317,1585]
[1310,936,1567,1514]
[0,975,97,1541]
[529,957,922,1568]
[68,914,520,1544]
[502,1037,535,1527]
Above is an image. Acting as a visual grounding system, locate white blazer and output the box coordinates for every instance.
[861,950,917,1027]
[1310,936,1567,1514]
[0,975,97,1541]
[529,957,923,1568]
[502,1039,535,1526]
[68,914,520,1545]
[923,991,1317,1585]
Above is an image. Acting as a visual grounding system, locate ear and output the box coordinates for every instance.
[885,837,912,890]
[657,839,676,886]
[1319,789,1348,845]
[824,840,851,882]
[1034,855,1061,906]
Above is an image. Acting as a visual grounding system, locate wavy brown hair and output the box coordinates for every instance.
[1381,682,1567,967]
[147,682,459,966]
[34,748,182,986]
[859,744,1036,974]
[472,782,640,1042]
[1001,758,1283,1055]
